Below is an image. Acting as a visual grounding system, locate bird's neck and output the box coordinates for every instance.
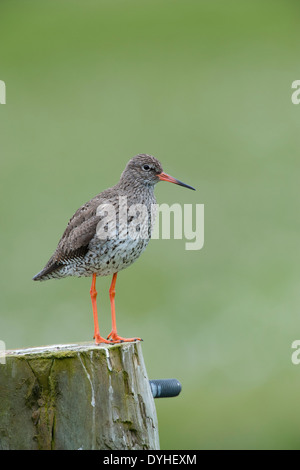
[117,179,156,205]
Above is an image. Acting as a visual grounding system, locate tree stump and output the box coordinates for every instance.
[0,341,160,450]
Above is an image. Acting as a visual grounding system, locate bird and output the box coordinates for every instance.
[33,154,195,344]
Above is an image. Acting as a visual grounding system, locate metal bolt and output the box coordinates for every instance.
[149,379,182,398]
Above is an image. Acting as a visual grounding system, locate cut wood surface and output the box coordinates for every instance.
[0,341,159,450]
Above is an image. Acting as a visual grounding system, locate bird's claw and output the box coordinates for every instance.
[106,332,142,343]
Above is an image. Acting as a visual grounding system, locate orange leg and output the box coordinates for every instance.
[90,273,110,344]
[107,273,141,343]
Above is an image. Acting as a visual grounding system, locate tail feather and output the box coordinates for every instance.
[32,261,62,281]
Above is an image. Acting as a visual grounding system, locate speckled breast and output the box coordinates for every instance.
[69,199,157,277]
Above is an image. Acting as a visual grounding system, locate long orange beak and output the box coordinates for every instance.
[158,172,195,191]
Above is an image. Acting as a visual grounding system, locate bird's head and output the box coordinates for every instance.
[120,154,195,191]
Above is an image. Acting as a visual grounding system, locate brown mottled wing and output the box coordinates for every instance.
[34,194,108,279]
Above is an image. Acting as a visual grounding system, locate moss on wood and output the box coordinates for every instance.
[0,342,159,450]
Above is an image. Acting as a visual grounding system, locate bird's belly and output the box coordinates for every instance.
[84,236,150,277]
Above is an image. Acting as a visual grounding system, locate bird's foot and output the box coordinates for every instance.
[94,333,112,345]
[107,331,142,343]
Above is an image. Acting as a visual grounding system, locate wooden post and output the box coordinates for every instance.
[0,342,160,450]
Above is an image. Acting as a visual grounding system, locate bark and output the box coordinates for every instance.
[0,341,159,450]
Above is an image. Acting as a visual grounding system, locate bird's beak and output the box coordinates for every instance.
[157,172,196,191]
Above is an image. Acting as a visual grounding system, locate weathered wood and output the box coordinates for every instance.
[0,341,159,450]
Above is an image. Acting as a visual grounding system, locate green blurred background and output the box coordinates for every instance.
[1,0,300,450]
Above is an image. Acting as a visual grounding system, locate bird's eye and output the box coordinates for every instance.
[142,164,151,171]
